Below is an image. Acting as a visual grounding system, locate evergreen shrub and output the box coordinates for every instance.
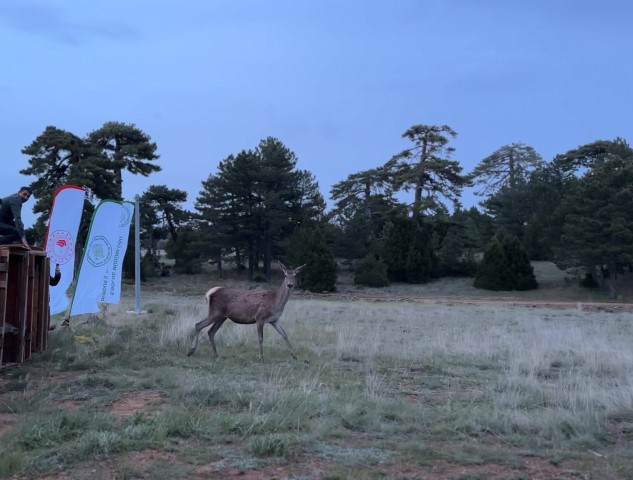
[354,254,389,287]
[474,230,537,291]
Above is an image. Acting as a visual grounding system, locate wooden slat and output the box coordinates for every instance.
[16,253,29,364]
[31,254,49,354]
[24,255,35,360]
[1,249,50,365]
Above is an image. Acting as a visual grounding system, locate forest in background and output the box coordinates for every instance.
[17,122,633,299]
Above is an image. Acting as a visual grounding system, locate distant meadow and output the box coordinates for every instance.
[1,290,632,478]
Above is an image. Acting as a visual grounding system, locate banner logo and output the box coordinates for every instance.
[119,205,132,228]
[87,235,113,267]
[47,230,74,265]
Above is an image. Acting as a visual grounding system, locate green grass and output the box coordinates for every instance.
[1,277,633,479]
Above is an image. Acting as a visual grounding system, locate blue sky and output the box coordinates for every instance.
[2,0,632,228]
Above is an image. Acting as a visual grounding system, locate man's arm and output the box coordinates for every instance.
[10,198,29,249]
[50,264,61,286]
[10,200,25,236]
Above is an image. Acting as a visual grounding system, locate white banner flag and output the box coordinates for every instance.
[45,185,86,315]
[69,200,134,316]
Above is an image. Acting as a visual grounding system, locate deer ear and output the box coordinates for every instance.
[278,260,287,272]
[296,264,306,273]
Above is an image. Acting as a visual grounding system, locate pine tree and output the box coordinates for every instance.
[384,124,468,228]
[87,121,160,199]
[474,230,537,291]
[165,228,203,274]
[434,208,486,277]
[405,228,434,283]
[379,217,412,282]
[287,225,337,292]
[557,148,633,299]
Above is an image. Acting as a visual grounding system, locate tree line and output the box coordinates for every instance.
[19,122,633,298]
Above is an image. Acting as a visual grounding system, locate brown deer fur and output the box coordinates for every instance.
[188,261,305,362]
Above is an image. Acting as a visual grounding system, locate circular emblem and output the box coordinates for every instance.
[119,204,133,228]
[87,235,112,267]
[47,230,74,265]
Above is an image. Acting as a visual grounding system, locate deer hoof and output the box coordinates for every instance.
[187,349,196,357]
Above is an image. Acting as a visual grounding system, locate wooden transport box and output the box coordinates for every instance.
[0,245,50,366]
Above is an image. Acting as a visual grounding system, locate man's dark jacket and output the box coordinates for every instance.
[0,193,26,237]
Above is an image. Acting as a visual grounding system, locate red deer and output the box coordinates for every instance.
[188,261,305,362]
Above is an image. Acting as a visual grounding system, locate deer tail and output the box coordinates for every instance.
[205,286,222,303]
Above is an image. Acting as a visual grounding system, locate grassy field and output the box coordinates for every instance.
[1,264,633,479]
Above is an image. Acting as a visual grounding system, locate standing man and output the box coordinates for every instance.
[0,186,32,249]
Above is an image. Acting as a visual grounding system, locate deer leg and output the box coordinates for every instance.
[207,318,227,359]
[270,321,297,360]
[188,316,214,356]
[257,321,265,362]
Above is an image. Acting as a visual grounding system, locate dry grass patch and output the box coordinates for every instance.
[110,390,165,419]
[2,273,633,479]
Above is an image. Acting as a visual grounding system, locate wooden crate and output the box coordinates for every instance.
[27,250,50,357]
[0,246,50,366]
[0,248,8,364]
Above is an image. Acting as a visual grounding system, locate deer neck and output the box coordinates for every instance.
[273,282,292,312]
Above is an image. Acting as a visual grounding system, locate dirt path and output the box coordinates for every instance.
[295,291,633,312]
[137,266,633,314]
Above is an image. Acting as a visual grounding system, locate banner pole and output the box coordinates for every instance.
[134,194,142,313]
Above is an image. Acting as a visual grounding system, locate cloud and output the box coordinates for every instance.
[0,1,141,46]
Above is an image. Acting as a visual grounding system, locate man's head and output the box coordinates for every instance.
[18,186,32,203]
